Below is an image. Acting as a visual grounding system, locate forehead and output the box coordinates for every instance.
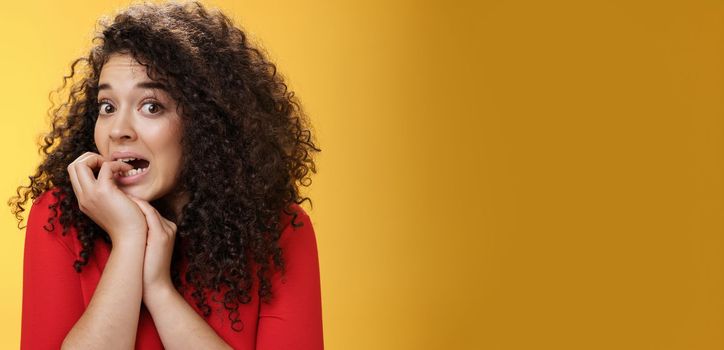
[99,53,149,81]
[98,53,171,95]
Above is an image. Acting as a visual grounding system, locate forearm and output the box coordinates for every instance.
[62,240,145,350]
[144,286,232,350]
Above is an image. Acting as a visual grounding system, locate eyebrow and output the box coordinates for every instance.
[97,81,168,91]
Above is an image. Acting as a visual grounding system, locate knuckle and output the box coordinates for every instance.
[153,232,167,242]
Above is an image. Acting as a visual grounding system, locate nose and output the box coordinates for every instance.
[109,108,137,142]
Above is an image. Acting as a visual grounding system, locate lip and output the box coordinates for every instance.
[114,164,150,186]
[111,150,149,161]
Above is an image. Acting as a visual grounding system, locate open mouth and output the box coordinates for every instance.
[117,157,151,177]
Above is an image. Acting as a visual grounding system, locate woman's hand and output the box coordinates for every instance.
[127,196,178,298]
[67,152,148,246]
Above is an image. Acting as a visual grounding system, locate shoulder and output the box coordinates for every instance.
[277,203,318,252]
[279,203,315,235]
[28,188,62,227]
[268,203,321,293]
[26,187,76,258]
[280,203,312,228]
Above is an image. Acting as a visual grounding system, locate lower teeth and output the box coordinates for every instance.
[122,168,147,177]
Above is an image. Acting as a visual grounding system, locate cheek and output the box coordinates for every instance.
[166,124,184,171]
[167,142,184,177]
[149,123,184,177]
[158,143,184,190]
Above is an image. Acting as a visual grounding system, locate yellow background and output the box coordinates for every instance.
[1,0,722,349]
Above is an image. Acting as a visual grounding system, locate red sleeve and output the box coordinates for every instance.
[256,207,324,350]
[20,191,85,349]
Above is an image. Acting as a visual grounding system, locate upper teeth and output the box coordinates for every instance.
[118,157,137,163]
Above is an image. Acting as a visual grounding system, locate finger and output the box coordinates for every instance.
[75,152,98,164]
[129,195,176,235]
[149,206,165,223]
[74,153,106,189]
[128,196,166,233]
[97,160,134,183]
[160,218,175,236]
[151,207,176,236]
[68,152,105,199]
[67,164,83,197]
[162,218,177,232]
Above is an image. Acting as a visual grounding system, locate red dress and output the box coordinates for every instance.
[20,190,324,349]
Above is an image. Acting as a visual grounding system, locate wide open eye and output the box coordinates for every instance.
[98,100,115,115]
[141,101,164,115]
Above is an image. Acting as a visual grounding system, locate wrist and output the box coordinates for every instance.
[110,237,146,254]
[143,283,177,306]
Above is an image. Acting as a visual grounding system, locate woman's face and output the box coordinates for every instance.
[94,53,184,202]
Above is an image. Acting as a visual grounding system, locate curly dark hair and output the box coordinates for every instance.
[8,1,320,332]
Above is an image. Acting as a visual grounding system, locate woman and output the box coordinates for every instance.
[9,1,323,349]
